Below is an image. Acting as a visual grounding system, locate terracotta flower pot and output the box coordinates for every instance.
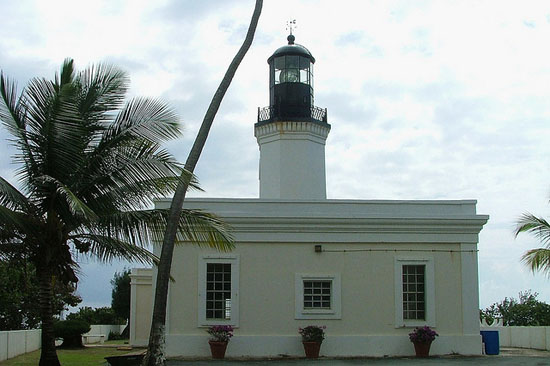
[413,341,432,357]
[302,341,322,358]
[208,340,228,359]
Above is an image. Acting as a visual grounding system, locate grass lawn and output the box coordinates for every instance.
[0,346,136,366]
[105,339,131,345]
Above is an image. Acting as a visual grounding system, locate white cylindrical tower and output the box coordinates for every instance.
[255,35,330,199]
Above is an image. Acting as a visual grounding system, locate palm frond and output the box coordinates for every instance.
[0,72,26,137]
[54,58,75,92]
[0,176,32,211]
[34,175,98,221]
[17,76,85,184]
[174,209,234,251]
[74,233,157,264]
[0,205,40,240]
[515,213,550,247]
[74,62,128,124]
[0,242,24,260]
[78,208,233,252]
[76,144,200,211]
[0,223,26,259]
[0,73,39,181]
[521,248,550,276]
[103,97,181,148]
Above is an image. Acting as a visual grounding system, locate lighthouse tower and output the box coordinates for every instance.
[255,34,330,199]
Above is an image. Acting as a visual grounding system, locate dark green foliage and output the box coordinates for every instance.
[67,306,125,325]
[54,319,90,348]
[1,59,232,365]
[0,258,40,330]
[111,269,131,320]
[108,330,125,340]
[515,213,550,276]
[0,258,81,330]
[298,325,326,343]
[480,290,550,326]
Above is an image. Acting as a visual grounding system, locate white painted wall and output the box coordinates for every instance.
[164,242,478,357]
[255,121,330,199]
[82,324,126,344]
[134,198,488,358]
[0,329,41,362]
[129,268,153,346]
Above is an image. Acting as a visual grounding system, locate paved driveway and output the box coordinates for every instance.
[168,348,550,366]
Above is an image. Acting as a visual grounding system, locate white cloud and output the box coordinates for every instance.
[1,0,550,310]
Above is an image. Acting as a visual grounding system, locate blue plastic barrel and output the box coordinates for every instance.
[480,330,499,355]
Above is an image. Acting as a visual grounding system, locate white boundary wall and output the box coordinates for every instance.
[82,324,126,344]
[481,321,550,351]
[0,329,41,362]
[0,324,126,360]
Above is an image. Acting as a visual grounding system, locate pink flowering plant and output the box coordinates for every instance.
[408,326,438,343]
[207,325,234,342]
[299,325,326,343]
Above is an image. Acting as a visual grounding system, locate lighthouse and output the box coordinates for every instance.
[255,34,330,199]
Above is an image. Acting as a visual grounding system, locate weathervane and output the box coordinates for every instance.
[286,19,297,35]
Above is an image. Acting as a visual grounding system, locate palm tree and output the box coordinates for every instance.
[143,1,263,364]
[516,213,550,276]
[0,60,233,366]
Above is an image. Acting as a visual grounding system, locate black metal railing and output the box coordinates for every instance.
[258,106,273,122]
[257,105,327,124]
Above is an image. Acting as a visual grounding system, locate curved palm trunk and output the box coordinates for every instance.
[37,265,61,366]
[143,1,263,365]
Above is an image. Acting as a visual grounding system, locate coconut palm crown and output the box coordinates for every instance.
[0,59,233,366]
[516,212,550,276]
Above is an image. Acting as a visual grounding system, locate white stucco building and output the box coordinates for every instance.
[130,34,488,358]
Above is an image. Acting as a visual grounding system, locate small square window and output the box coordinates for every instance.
[303,280,331,310]
[295,274,341,320]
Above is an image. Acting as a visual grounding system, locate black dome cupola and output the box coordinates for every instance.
[257,35,327,125]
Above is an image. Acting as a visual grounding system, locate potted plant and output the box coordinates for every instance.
[299,325,326,358]
[206,325,234,359]
[409,326,438,357]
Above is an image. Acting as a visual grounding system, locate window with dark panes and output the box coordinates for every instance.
[206,263,231,320]
[402,265,425,320]
[303,280,331,309]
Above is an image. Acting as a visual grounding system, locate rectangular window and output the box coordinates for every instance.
[206,263,231,320]
[295,274,341,319]
[394,257,435,328]
[402,265,425,320]
[303,280,331,309]
[199,255,239,327]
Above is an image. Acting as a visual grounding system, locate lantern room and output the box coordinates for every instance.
[257,35,327,124]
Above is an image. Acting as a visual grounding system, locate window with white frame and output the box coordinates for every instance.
[295,274,341,319]
[394,257,435,328]
[402,265,425,320]
[198,255,239,326]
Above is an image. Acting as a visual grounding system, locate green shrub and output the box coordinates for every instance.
[54,319,90,348]
[108,330,127,340]
[66,306,125,325]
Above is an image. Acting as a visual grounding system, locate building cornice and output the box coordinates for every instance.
[254,121,330,144]
[155,198,489,244]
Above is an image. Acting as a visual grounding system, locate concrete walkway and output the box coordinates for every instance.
[168,348,550,365]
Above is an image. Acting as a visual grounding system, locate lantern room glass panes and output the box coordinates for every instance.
[273,55,313,86]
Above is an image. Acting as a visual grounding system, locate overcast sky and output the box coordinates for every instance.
[1,0,550,311]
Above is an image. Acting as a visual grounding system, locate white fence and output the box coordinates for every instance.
[0,329,41,362]
[82,324,126,344]
[481,320,550,351]
[0,324,126,361]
